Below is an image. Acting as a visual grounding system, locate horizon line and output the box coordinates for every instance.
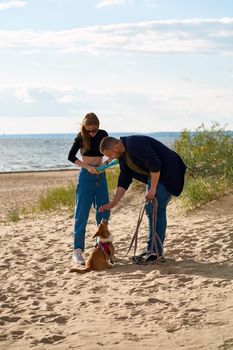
[0,131,183,136]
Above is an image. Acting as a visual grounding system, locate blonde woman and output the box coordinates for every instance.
[68,113,110,265]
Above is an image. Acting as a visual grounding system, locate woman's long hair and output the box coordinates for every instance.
[80,113,100,153]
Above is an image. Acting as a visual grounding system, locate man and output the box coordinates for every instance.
[98,135,187,264]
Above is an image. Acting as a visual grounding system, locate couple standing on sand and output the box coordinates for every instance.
[68,113,186,266]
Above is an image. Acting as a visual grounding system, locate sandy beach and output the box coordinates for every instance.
[0,170,233,350]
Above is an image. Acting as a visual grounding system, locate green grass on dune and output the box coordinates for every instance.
[36,182,76,212]
[174,122,233,210]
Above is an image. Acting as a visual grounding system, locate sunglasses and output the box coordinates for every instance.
[86,128,98,134]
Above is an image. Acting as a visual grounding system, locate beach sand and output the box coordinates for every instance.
[0,170,233,350]
[0,170,77,221]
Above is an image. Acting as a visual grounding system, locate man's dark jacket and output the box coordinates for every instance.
[117,135,187,197]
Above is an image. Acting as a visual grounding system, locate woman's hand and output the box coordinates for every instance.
[86,165,98,174]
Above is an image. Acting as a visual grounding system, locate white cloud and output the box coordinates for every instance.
[1,85,233,132]
[15,87,33,103]
[96,0,128,9]
[0,0,27,10]
[96,0,157,9]
[0,116,79,134]
[15,87,57,103]
[0,17,233,55]
[144,0,157,8]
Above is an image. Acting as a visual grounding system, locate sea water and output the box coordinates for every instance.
[0,132,180,173]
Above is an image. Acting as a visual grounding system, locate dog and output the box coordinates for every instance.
[70,219,115,273]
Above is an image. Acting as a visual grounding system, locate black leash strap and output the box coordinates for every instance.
[118,197,164,264]
[151,198,163,258]
[118,200,146,263]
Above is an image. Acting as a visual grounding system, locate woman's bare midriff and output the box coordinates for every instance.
[82,156,103,166]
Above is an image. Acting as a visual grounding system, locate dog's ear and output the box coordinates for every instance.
[92,223,102,238]
[92,231,98,238]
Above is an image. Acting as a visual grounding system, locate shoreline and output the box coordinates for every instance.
[0,168,77,175]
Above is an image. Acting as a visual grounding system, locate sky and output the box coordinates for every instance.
[0,0,233,134]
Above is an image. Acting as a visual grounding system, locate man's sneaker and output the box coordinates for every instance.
[134,252,166,265]
[132,251,147,262]
[73,248,85,265]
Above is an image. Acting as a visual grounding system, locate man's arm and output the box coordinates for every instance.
[146,171,160,201]
[99,186,126,212]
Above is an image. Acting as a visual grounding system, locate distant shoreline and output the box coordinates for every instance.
[0,131,183,139]
[0,130,232,139]
[0,168,77,175]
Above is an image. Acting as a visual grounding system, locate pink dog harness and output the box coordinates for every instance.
[96,242,110,256]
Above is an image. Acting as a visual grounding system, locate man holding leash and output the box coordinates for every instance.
[98,135,187,264]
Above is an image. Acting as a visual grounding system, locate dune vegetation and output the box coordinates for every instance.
[175,122,233,210]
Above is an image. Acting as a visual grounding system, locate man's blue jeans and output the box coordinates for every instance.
[145,182,172,256]
[74,168,110,251]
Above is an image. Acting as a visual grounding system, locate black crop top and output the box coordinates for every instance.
[68,129,108,163]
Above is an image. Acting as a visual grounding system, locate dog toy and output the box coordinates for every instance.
[96,159,118,173]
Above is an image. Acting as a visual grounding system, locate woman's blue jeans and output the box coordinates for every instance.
[145,182,172,256]
[74,169,110,251]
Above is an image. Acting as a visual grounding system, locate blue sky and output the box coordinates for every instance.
[0,0,233,134]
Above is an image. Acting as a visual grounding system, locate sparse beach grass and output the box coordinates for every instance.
[36,182,76,212]
[7,207,21,223]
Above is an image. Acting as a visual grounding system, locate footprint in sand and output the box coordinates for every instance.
[38,314,68,324]
[177,276,194,285]
[32,334,66,345]
[0,264,9,270]
[166,323,182,333]
[218,338,233,349]
[146,297,169,305]
[0,316,21,322]
[10,330,24,340]
[0,294,8,301]
[123,332,141,341]
[38,256,49,262]
[0,334,8,341]
[90,285,106,293]
[115,315,128,320]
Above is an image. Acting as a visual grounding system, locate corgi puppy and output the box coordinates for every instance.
[70,219,114,273]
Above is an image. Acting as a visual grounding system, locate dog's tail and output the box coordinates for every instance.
[69,266,92,273]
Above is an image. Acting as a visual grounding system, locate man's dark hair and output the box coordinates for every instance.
[99,136,120,153]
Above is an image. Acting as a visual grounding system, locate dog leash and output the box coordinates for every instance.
[117,200,146,263]
[151,198,163,259]
[118,198,162,263]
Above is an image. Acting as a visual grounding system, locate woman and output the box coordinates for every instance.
[68,113,110,265]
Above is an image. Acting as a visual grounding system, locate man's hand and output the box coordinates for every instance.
[99,187,126,212]
[146,171,160,201]
[99,202,115,212]
[145,188,156,201]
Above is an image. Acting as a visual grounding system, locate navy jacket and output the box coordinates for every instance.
[118,135,187,197]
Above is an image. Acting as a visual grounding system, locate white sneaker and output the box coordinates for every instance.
[73,248,85,265]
